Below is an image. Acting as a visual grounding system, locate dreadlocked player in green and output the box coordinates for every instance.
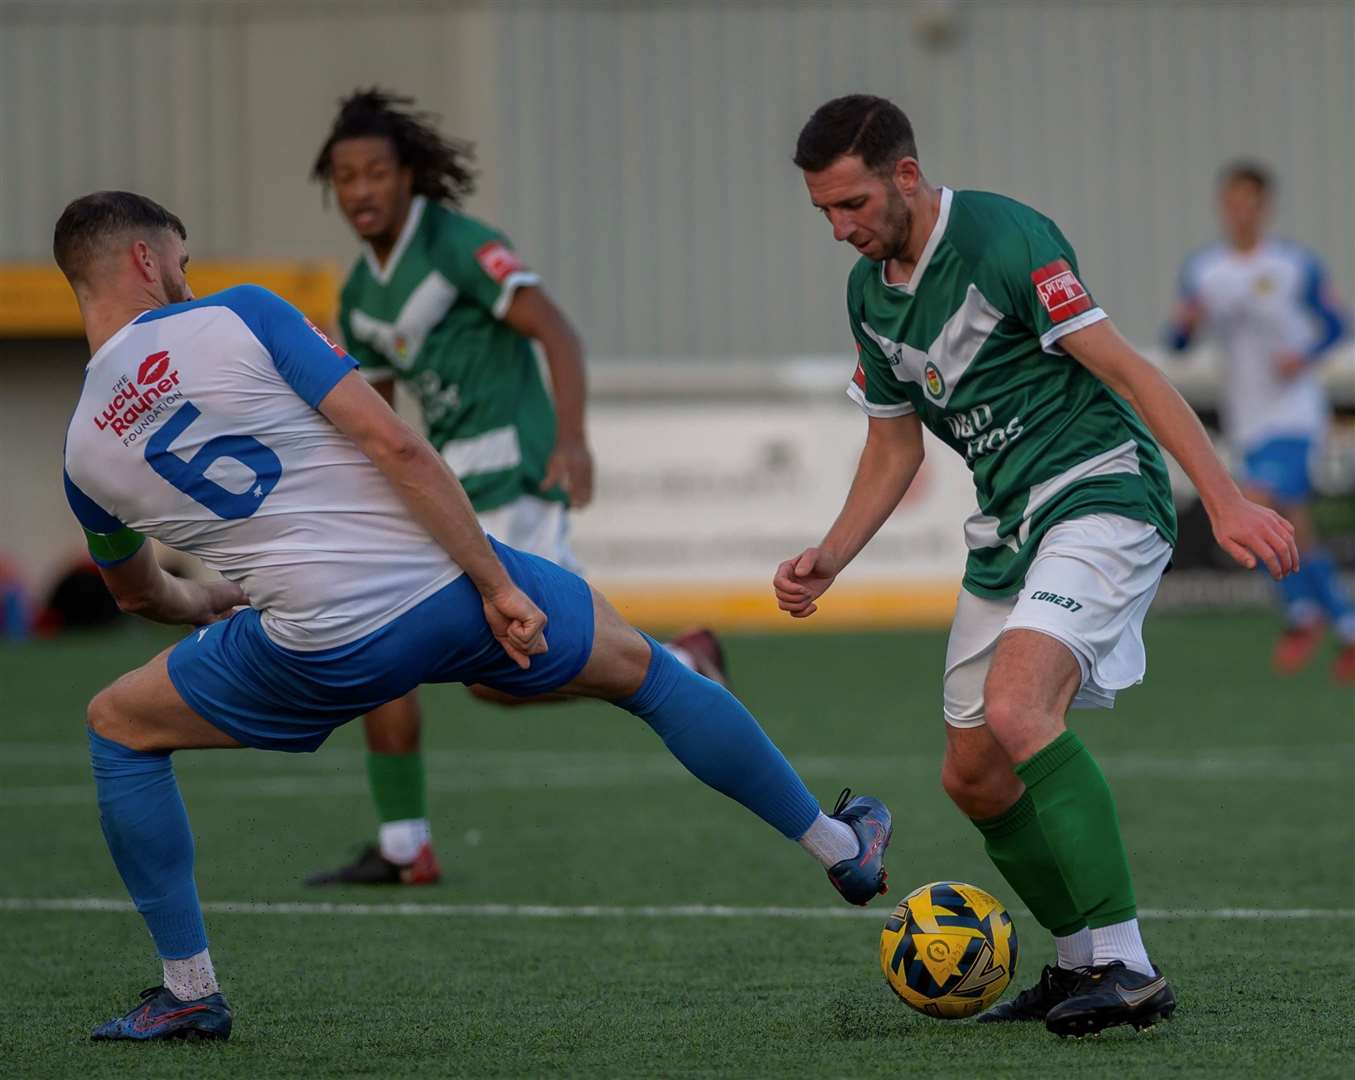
[305,90,727,887]
[775,96,1300,1038]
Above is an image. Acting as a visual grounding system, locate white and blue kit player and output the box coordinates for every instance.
[1166,162,1353,680]
[55,191,893,1042]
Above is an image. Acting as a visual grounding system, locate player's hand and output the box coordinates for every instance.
[1274,351,1307,381]
[1210,496,1299,579]
[542,438,595,509]
[197,579,248,624]
[773,546,843,618]
[482,585,549,669]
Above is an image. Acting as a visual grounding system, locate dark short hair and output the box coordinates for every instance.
[53,190,186,283]
[312,87,477,206]
[1219,159,1274,194]
[793,95,918,175]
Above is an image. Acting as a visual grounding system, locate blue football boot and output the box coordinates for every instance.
[91,985,233,1041]
[824,788,893,905]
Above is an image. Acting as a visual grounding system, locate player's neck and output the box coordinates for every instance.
[78,288,160,357]
[885,183,942,283]
[1228,231,1264,254]
[367,202,413,268]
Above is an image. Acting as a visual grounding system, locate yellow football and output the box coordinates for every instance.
[879,881,1019,1020]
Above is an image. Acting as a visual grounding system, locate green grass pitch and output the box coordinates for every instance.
[1,614,1352,1078]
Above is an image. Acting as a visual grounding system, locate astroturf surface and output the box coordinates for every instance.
[1,614,1352,1078]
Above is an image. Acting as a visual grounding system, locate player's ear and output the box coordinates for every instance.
[130,239,158,284]
[893,157,921,198]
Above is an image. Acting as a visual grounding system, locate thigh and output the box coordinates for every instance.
[982,629,1081,761]
[94,645,242,752]
[556,587,652,700]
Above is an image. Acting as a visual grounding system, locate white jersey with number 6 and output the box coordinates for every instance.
[63,285,462,650]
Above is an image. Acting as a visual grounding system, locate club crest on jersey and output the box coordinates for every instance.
[92,352,183,439]
[924,362,945,399]
[1031,259,1092,323]
[475,241,525,284]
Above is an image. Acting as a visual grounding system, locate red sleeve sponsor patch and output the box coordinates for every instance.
[305,317,347,356]
[475,241,525,283]
[1031,259,1093,323]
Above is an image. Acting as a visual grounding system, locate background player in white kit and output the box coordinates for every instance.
[1167,162,1353,681]
[55,191,891,1041]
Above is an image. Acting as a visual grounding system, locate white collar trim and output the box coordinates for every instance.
[881,186,952,294]
[363,195,428,285]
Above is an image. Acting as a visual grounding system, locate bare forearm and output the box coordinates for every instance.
[1118,363,1240,514]
[822,437,922,567]
[119,574,212,625]
[541,326,587,442]
[371,441,513,593]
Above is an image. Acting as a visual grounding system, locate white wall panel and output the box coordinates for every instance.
[2,0,1351,354]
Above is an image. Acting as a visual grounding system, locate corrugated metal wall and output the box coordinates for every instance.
[2,0,1352,355]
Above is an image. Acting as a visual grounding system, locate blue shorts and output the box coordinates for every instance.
[1242,437,1315,503]
[166,539,595,752]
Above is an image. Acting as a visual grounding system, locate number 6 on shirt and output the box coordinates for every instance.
[144,401,282,519]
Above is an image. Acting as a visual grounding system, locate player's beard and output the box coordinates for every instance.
[880,185,913,264]
[159,265,190,305]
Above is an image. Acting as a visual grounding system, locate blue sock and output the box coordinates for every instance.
[616,634,820,839]
[88,728,207,959]
[1306,549,1355,641]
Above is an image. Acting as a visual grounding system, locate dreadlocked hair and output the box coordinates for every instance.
[312,88,477,206]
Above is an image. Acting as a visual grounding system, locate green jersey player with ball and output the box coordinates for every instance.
[775,96,1299,1037]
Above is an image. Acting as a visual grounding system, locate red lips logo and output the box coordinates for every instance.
[138,351,170,386]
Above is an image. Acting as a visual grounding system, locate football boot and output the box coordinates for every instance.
[977,963,1082,1023]
[669,627,731,688]
[824,788,892,905]
[91,985,232,1041]
[1044,961,1176,1037]
[304,841,441,886]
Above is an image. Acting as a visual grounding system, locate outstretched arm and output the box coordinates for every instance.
[503,285,594,508]
[1059,319,1298,578]
[317,370,547,667]
[774,413,925,618]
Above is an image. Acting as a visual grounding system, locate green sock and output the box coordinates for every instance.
[972,791,1086,937]
[1015,730,1137,929]
[365,750,427,824]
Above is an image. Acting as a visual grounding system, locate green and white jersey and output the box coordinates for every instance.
[847,187,1177,598]
[338,195,563,513]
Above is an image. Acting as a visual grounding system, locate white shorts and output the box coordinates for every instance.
[943,513,1172,728]
[477,494,583,575]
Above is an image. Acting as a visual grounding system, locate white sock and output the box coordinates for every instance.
[664,644,697,671]
[163,949,218,1000]
[796,812,859,868]
[1091,918,1154,976]
[1054,927,1093,970]
[378,818,431,865]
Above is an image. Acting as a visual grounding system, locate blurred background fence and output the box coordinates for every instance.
[2,0,1353,628]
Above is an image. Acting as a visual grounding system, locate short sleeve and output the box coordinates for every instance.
[985,218,1107,354]
[432,217,541,320]
[222,285,358,406]
[845,276,917,418]
[64,470,145,566]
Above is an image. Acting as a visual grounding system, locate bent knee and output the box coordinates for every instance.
[940,755,1021,819]
[86,687,157,751]
[86,689,121,739]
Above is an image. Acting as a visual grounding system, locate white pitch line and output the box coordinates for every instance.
[1,898,1352,921]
